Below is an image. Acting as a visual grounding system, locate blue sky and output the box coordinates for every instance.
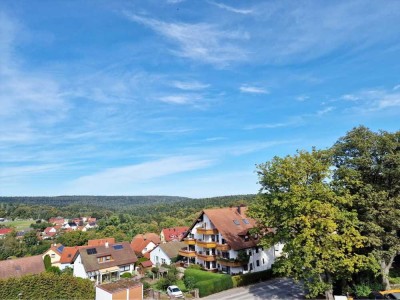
[1,0,399,197]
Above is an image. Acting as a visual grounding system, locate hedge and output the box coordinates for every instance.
[232,269,275,287]
[0,273,95,300]
[184,269,233,297]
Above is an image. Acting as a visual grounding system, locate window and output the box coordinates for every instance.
[255,247,259,253]
[113,244,123,250]
[233,220,240,225]
[262,258,265,264]
[244,235,249,241]
[50,254,55,258]
[242,219,250,224]
[119,265,130,272]
[250,263,253,271]
[161,258,166,264]
[243,264,248,271]
[97,255,112,263]
[256,260,260,267]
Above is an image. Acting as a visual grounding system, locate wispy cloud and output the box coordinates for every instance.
[208,1,253,15]
[159,94,200,105]
[68,156,214,194]
[239,85,268,94]
[341,88,400,111]
[244,120,300,130]
[171,80,209,90]
[125,13,249,66]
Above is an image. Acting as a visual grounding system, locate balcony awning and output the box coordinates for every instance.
[100,266,119,273]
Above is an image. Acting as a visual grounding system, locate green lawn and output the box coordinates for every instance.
[3,219,34,230]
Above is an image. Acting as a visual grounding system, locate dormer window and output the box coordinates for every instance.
[244,235,249,241]
[97,255,112,263]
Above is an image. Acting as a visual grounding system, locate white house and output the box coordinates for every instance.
[179,206,283,275]
[150,241,186,266]
[73,242,137,284]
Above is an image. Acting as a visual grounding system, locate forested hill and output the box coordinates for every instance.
[0,194,256,211]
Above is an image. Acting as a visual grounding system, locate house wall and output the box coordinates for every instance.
[128,285,143,300]
[142,242,156,254]
[42,249,61,266]
[150,246,171,266]
[73,254,88,279]
[60,263,73,271]
[160,231,166,243]
[95,287,112,300]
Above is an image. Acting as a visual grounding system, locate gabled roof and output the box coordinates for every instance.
[0,255,45,279]
[130,233,160,255]
[46,243,64,255]
[77,242,137,272]
[88,238,115,247]
[162,227,189,242]
[60,246,80,264]
[187,206,259,251]
[157,241,186,259]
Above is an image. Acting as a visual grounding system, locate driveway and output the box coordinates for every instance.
[202,278,305,300]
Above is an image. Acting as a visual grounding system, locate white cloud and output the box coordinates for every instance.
[341,89,400,111]
[316,106,334,116]
[172,80,210,90]
[239,85,269,94]
[296,95,309,102]
[244,121,298,130]
[125,14,249,66]
[208,1,253,15]
[159,95,194,104]
[393,84,400,91]
[68,156,214,194]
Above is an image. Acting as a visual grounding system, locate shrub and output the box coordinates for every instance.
[353,283,372,298]
[43,255,51,270]
[184,269,233,297]
[120,272,132,278]
[232,269,275,287]
[184,276,196,290]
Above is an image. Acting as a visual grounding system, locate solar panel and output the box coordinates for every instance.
[86,248,97,255]
[113,244,123,250]
[57,245,65,253]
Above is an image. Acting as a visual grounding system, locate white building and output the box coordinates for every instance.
[150,241,186,266]
[179,206,283,275]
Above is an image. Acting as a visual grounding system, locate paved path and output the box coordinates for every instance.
[202,278,305,300]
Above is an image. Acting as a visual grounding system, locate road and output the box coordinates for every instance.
[202,278,305,300]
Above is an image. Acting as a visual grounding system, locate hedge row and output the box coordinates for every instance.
[232,269,275,287]
[196,276,233,297]
[0,273,95,300]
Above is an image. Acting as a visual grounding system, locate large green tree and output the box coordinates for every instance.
[332,126,400,289]
[249,149,373,299]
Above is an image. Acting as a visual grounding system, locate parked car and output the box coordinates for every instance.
[369,290,400,299]
[167,285,183,298]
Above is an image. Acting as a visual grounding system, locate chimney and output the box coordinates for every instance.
[105,241,109,248]
[237,206,241,215]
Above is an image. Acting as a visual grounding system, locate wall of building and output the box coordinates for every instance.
[95,287,111,300]
[150,246,171,266]
[42,249,61,266]
[73,254,88,279]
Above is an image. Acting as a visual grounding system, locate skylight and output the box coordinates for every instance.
[113,244,123,250]
[242,219,249,224]
[233,220,240,225]
[86,248,97,255]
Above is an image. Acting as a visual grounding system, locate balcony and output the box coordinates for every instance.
[184,238,196,245]
[196,227,218,235]
[196,252,217,262]
[217,258,247,267]
[216,243,231,251]
[178,249,196,258]
[196,240,217,248]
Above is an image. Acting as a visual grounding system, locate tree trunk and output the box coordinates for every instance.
[324,272,334,300]
[325,289,334,300]
[381,253,396,290]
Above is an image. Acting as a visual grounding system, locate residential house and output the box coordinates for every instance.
[73,241,137,284]
[0,228,12,239]
[160,227,189,242]
[49,217,65,226]
[0,255,45,279]
[96,280,143,300]
[88,238,116,247]
[180,206,283,275]
[42,226,57,239]
[59,246,80,270]
[150,241,186,266]
[130,233,160,257]
[42,243,65,267]
[63,222,78,230]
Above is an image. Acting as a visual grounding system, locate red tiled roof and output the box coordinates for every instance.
[140,260,153,268]
[130,233,160,255]
[162,227,189,242]
[189,206,260,251]
[0,255,45,279]
[0,228,12,235]
[88,238,116,247]
[60,246,80,264]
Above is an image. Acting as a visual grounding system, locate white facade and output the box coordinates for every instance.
[150,246,172,266]
[73,254,88,279]
[142,241,156,255]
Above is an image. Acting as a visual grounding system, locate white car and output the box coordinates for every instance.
[167,285,184,298]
